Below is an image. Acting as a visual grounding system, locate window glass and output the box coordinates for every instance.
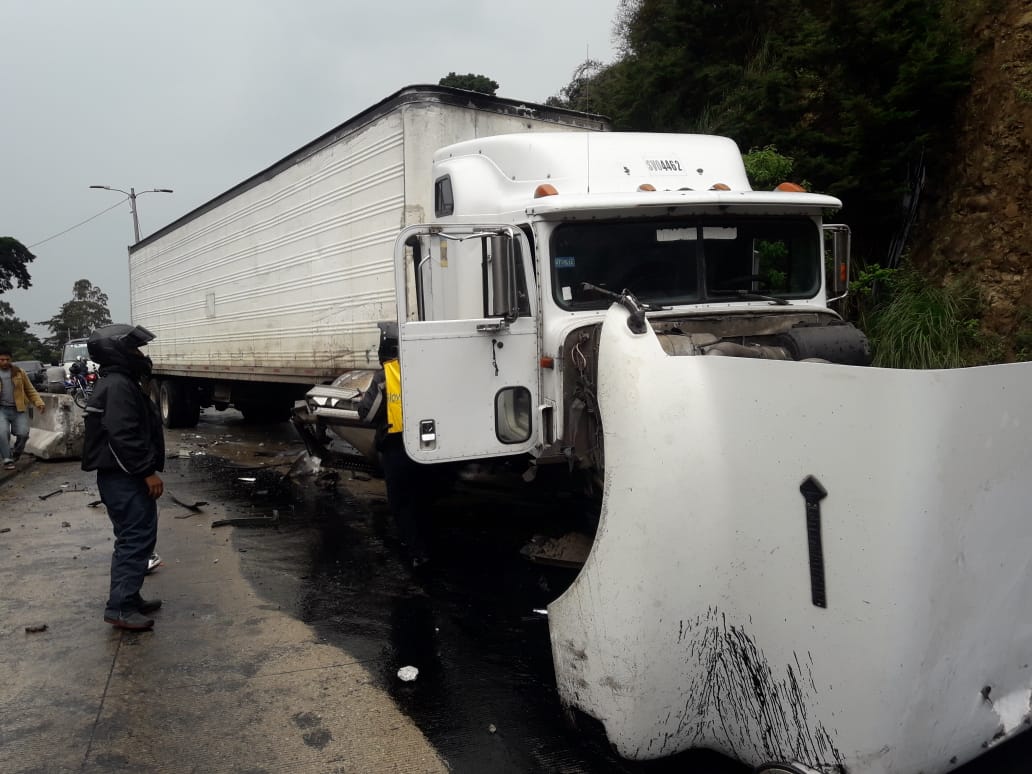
[434,176,454,217]
[550,217,820,309]
[495,387,532,443]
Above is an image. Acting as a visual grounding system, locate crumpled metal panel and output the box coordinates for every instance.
[549,304,1032,773]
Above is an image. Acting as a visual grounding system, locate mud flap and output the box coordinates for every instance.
[548,304,1032,772]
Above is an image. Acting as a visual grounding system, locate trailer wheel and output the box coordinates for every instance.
[158,379,200,429]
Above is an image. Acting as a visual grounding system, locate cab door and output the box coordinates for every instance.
[394,224,540,463]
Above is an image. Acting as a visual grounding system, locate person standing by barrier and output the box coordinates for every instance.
[81,325,166,631]
[0,348,46,470]
[358,324,433,568]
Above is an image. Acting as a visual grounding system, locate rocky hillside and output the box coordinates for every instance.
[915,0,1032,360]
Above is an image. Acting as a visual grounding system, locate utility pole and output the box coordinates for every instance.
[89,185,174,243]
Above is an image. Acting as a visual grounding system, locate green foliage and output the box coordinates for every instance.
[857,265,982,368]
[743,146,795,190]
[438,73,499,96]
[0,300,48,361]
[1015,307,1032,362]
[568,0,976,265]
[0,236,35,293]
[38,279,112,351]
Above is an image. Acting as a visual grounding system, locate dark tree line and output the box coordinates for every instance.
[548,0,976,266]
[0,237,112,361]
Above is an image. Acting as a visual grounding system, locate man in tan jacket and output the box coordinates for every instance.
[0,348,46,470]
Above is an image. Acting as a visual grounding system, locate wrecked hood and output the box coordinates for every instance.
[549,305,1032,773]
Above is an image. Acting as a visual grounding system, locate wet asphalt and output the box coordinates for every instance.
[3,409,1031,772]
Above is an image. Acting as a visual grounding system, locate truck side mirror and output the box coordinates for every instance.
[823,224,851,302]
[489,235,520,322]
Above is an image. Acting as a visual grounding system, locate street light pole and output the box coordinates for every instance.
[89,185,174,243]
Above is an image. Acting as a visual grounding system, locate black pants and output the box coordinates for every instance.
[380,434,431,560]
[98,470,157,615]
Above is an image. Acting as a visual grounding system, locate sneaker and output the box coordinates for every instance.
[104,611,155,630]
[2,460,14,471]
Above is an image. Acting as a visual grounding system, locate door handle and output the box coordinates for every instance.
[476,320,510,334]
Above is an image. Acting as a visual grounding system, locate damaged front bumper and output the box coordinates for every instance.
[549,304,1032,773]
[291,370,378,468]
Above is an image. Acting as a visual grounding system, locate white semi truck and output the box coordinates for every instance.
[132,85,1032,773]
[128,86,605,426]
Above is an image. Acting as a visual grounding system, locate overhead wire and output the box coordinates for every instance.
[28,198,128,249]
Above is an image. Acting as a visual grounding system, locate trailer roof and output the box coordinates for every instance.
[131,85,610,252]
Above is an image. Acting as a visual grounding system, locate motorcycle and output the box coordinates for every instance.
[65,364,98,409]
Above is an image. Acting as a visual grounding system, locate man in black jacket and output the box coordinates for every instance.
[81,324,166,631]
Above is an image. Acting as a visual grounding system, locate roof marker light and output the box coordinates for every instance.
[534,184,559,198]
[776,182,807,192]
[710,183,731,191]
[638,183,656,192]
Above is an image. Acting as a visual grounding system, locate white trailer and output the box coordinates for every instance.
[128,85,605,426]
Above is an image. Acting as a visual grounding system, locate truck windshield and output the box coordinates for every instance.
[62,340,89,362]
[549,216,821,309]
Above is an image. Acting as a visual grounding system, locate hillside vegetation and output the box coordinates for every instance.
[552,0,1031,363]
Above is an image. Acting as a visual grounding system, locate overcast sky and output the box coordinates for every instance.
[1,0,621,336]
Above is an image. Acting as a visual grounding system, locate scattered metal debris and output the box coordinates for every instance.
[87,499,103,508]
[169,493,208,517]
[211,515,280,528]
[520,532,593,568]
[39,489,63,501]
[24,624,48,633]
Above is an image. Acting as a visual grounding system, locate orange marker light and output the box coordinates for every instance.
[710,183,731,191]
[540,356,555,369]
[534,184,559,198]
[775,182,807,192]
[638,183,656,192]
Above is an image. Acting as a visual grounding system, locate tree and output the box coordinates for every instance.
[569,0,974,266]
[39,279,113,350]
[438,72,499,95]
[0,236,35,293]
[0,300,47,360]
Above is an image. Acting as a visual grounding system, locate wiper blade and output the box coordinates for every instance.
[580,283,667,333]
[711,289,790,306]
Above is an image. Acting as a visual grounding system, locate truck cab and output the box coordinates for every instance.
[385,132,861,477]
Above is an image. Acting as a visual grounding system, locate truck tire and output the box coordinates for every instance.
[158,379,200,429]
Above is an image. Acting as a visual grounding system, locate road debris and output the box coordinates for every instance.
[24,624,48,633]
[397,666,419,682]
[39,489,63,501]
[520,532,593,568]
[211,515,280,528]
[169,493,208,517]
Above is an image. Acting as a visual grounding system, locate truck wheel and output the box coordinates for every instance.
[157,379,200,429]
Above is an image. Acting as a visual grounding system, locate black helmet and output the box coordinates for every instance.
[88,324,156,375]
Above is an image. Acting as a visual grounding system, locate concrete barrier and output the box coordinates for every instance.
[26,393,85,460]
